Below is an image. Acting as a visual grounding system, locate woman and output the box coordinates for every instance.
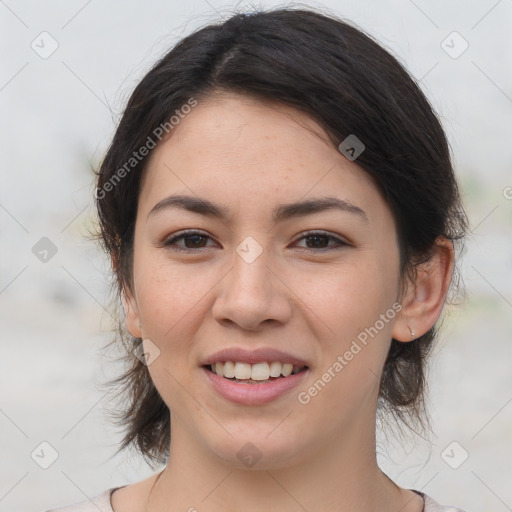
[47,6,468,512]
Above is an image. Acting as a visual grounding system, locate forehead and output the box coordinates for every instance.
[144,93,336,180]
[138,93,387,226]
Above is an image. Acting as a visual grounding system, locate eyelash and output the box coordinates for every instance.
[162,229,348,253]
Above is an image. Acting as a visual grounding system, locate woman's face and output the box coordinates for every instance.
[124,93,406,469]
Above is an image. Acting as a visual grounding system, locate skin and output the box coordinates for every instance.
[113,92,454,512]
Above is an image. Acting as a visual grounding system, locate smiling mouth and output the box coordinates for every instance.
[204,361,308,384]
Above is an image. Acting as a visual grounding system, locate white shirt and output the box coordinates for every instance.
[44,487,468,511]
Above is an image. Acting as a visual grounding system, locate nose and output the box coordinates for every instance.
[211,242,293,331]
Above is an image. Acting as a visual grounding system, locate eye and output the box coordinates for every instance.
[162,230,216,252]
[162,229,348,253]
[294,230,348,252]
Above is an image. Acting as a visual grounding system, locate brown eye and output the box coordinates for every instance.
[162,229,348,254]
[294,231,348,252]
[163,230,215,252]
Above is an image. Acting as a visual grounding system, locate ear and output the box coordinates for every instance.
[121,284,142,339]
[392,237,455,342]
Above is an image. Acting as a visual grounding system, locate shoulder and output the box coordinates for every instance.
[414,490,468,512]
[43,487,121,512]
[44,472,161,512]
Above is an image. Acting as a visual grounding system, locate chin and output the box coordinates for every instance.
[205,427,312,471]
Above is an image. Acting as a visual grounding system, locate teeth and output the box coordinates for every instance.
[251,362,270,381]
[223,361,235,378]
[210,361,305,380]
[269,361,281,378]
[234,362,252,380]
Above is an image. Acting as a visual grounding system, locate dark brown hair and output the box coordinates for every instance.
[93,6,468,467]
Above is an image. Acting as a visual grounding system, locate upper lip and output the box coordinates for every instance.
[201,347,309,367]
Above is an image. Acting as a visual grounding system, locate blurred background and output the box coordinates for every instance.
[1,1,511,511]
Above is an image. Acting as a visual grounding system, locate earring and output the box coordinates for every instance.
[408,325,415,338]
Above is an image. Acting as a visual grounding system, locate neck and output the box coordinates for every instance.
[146,414,418,512]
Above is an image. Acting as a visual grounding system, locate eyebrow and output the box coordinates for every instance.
[147,194,368,224]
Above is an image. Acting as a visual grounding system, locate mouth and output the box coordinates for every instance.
[200,348,310,404]
[202,361,310,405]
[203,361,309,384]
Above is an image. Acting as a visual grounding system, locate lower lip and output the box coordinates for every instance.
[202,367,309,405]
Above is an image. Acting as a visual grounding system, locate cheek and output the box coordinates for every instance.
[319,257,397,329]
[298,271,397,422]
[137,263,203,408]
[135,251,207,329]
[311,257,399,393]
